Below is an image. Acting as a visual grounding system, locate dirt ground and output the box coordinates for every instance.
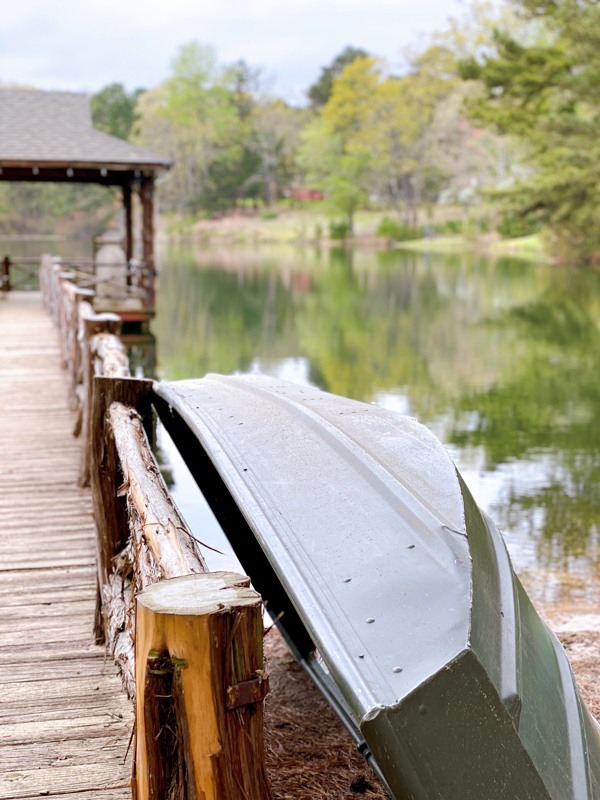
[262,627,600,800]
[559,631,600,721]
[263,631,387,800]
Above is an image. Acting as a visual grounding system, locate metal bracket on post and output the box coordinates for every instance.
[226,672,270,710]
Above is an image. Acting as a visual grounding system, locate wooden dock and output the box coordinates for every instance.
[3,286,600,800]
[0,292,133,799]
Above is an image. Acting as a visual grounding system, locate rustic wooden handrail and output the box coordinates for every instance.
[94,398,206,696]
[39,254,272,800]
[109,402,206,582]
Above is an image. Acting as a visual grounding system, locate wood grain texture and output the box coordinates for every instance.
[135,573,271,800]
[0,292,133,800]
[78,310,123,487]
[96,400,207,699]
[89,375,153,602]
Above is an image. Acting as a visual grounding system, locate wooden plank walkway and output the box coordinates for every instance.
[0,293,133,799]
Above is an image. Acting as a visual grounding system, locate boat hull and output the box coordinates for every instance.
[154,374,600,799]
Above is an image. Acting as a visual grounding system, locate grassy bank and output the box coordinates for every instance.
[396,233,548,261]
[163,206,548,260]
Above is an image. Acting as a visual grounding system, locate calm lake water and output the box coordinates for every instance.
[4,236,598,622]
[152,242,600,623]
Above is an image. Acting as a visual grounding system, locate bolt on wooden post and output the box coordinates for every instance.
[135,572,272,800]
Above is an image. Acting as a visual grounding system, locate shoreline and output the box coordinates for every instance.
[161,230,550,263]
[162,209,549,261]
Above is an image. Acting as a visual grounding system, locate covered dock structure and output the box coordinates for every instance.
[0,88,171,317]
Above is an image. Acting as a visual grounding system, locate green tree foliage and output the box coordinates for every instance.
[299,52,459,230]
[0,181,115,236]
[245,99,306,206]
[307,46,369,107]
[369,46,457,220]
[91,83,144,140]
[298,59,375,233]
[460,0,600,260]
[135,42,302,215]
[6,8,548,237]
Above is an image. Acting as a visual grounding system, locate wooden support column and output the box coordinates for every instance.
[123,183,134,289]
[135,572,272,800]
[141,174,156,314]
[141,175,154,267]
[63,283,94,393]
[123,183,133,264]
[39,254,52,312]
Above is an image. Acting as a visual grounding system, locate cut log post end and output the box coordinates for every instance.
[138,572,254,616]
[135,572,272,800]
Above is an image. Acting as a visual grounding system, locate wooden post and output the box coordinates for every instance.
[56,271,77,368]
[49,262,62,325]
[123,183,133,281]
[78,310,123,487]
[141,175,156,315]
[141,175,154,267]
[135,572,272,800]
[1,256,10,295]
[63,283,94,393]
[89,375,153,647]
[90,377,152,583]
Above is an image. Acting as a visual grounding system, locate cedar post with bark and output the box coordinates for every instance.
[135,573,272,800]
[77,309,125,486]
[101,401,208,694]
[89,377,153,602]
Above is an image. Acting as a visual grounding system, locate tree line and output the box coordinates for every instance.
[93,29,508,233]
[86,5,514,233]
[3,0,600,260]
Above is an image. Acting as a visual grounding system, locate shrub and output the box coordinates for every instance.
[496,213,541,239]
[376,217,421,241]
[329,220,351,240]
[259,208,278,220]
[442,219,463,235]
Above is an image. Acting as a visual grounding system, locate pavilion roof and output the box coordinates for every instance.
[0,88,170,172]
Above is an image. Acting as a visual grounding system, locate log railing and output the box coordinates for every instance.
[40,254,271,800]
[35,252,155,314]
[0,255,41,294]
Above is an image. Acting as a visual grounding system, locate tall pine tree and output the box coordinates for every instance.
[461,0,600,261]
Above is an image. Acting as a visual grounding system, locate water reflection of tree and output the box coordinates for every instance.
[296,248,437,399]
[154,249,300,378]
[154,244,600,565]
[155,246,445,398]
[449,272,600,563]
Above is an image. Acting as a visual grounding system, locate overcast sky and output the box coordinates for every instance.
[1,0,470,103]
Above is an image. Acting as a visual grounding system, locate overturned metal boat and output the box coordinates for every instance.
[154,374,600,800]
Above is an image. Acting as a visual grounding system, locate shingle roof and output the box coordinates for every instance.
[0,88,170,169]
